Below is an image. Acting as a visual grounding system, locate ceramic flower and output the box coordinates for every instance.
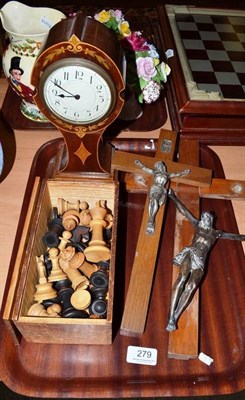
[118,20,131,37]
[142,80,161,103]
[136,57,157,81]
[94,9,171,104]
[94,10,111,24]
[122,32,150,51]
[159,62,171,83]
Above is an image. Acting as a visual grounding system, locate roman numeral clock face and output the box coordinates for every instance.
[39,58,116,125]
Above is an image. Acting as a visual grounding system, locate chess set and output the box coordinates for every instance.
[161,5,245,141]
[6,177,118,344]
[175,10,245,100]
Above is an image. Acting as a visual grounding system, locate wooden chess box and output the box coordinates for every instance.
[4,176,119,345]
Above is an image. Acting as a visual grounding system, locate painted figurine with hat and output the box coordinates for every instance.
[8,56,34,102]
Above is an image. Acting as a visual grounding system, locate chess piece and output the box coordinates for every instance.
[57,198,80,215]
[89,299,107,317]
[90,270,108,289]
[58,230,72,251]
[97,260,110,271]
[59,248,87,290]
[70,225,90,244]
[70,287,91,310]
[90,286,107,300]
[27,303,49,316]
[62,209,80,231]
[55,279,88,318]
[84,200,112,262]
[42,216,64,248]
[33,256,57,303]
[48,247,67,282]
[79,209,92,226]
[46,303,62,317]
[68,251,85,269]
[79,260,99,278]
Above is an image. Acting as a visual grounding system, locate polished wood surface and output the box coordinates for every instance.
[0,77,244,397]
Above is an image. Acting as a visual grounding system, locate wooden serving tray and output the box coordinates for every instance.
[0,138,244,398]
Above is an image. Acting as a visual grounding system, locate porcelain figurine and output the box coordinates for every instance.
[0,1,65,121]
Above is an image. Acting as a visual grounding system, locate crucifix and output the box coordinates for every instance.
[112,129,244,360]
[111,130,212,348]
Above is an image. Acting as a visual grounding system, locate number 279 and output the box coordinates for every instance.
[137,350,152,358]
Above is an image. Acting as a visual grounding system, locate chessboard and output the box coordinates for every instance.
[175,11,245,100]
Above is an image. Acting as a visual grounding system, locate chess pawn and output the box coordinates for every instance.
[84,200,112,263]
[90,270,108,289]
[79,260,99,278]
[58,230,72,251]
[55,279,88,318]
[57,198,80,215]
[70,287,91,310]
[42,216,64,248]
[27,303,49,316]
[81,201,89,210]
[79,209,92,227]
[62,210,80,231]
[48,247,67,282]
[89,299,107,318]
[33,256,57,303]
[46,303,62,317]
[59,245,76,262]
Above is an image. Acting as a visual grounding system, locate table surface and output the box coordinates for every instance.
[0,79,244,398]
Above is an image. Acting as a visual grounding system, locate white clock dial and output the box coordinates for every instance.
[39,58,116,125]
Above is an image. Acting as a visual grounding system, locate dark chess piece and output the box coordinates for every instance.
[90,270,108,289]
[55,279,88,318]
[90,286,107,300]
[97,260,110,271]
[89,299,107,317]
[70,225,90,245]
[42,216,64,248]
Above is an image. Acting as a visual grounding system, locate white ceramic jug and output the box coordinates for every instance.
[0,1,65,122]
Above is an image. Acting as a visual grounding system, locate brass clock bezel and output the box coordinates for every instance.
[38,57,117,126]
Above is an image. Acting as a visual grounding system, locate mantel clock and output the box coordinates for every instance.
[31,12,125,174]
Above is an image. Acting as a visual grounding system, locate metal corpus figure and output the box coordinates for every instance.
[166,188,245,332]
[135,159,190,235]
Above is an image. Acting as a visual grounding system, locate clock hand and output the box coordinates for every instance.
[51,81,80,99]
[57,94,80,99]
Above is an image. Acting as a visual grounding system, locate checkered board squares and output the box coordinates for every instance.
[175,13,245,100]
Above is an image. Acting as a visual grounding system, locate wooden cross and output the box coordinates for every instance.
[111,129,212,343]
[113,130,244,360]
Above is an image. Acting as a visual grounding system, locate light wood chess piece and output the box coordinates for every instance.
[57,198,80,215]
[70,287,91,310]
[58,230,72,251]
[48,248,67,282]
[79,260,99,278]
[59,246,88,290]
[33,256,57,303]
[62,210,80,231]
[27,302,61,317]
[84,200,113,263]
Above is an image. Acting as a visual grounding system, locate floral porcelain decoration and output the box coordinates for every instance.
[94,9,171,104]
